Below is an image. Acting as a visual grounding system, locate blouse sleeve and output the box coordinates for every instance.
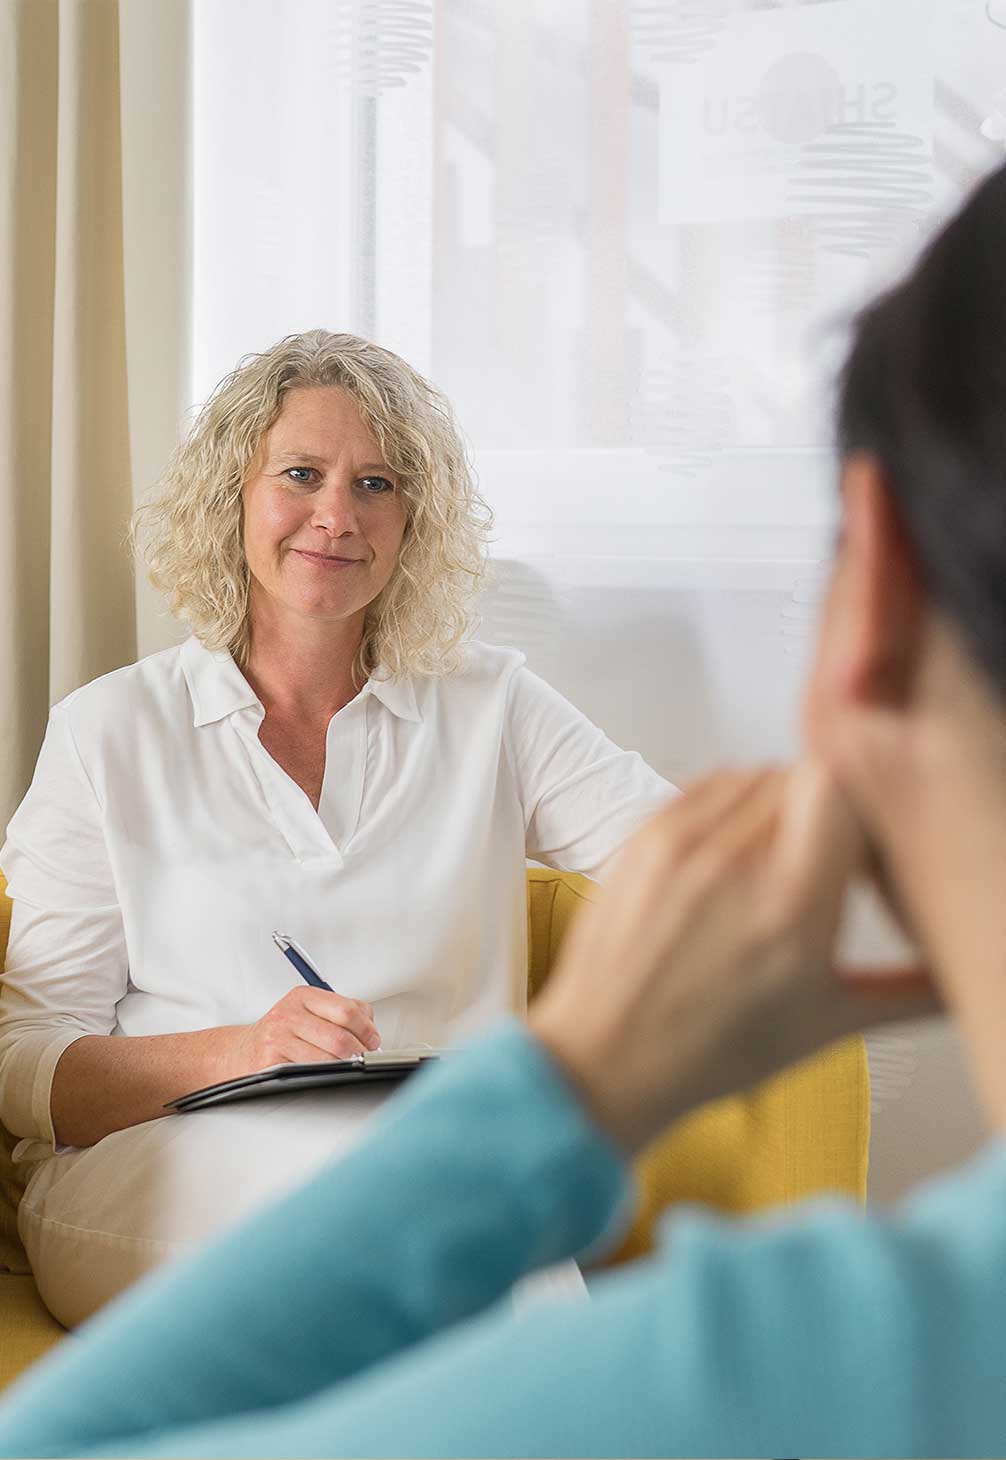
[502,665,676,879]
[0,703,127,1148]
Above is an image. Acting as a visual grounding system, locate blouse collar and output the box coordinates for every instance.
[179,634,422,727]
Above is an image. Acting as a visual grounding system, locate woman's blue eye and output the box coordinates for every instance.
[282,469,393,493]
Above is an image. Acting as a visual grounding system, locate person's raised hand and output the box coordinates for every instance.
[530,759,941,1155]
[225,986,381,1079]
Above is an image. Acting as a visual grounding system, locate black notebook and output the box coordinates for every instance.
[165,1048,443,1112]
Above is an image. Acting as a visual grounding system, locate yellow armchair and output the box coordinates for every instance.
[0,867,869,1388]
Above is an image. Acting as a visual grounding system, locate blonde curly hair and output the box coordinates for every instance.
[131,330,492,682]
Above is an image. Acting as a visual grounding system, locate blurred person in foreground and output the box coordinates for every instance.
[0,162,1004,1460]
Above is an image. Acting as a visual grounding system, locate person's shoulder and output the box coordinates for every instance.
[409,641,528,721]
[656,1137,1006,1263]
[54,642,189,734]
[421,640,528,698]
[896,1134,1006,1237]
[454,639,528,683]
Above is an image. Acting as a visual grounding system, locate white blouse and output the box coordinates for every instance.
[0,636,673,1154]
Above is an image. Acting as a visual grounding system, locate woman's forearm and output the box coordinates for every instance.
[50,1028,244,1147]
[48,986,383,1147]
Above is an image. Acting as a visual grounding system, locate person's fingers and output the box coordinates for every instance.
[662,769,785,914]
[692,767,786,864]
[648,768,774,862]
[614,769,779,915]
[566,770,785,974]
[304,992,380,1049]
[278,1032,356,1065]
[773,759,866,909]
[294,1014,371,1059]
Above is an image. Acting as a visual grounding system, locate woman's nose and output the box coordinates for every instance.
[310,483,360,536]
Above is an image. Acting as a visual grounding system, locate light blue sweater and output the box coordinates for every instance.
[0,1020,1004,1457]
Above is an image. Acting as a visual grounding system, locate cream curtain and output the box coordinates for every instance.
[0,0,190,828]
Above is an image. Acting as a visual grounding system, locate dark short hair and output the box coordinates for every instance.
[838,162,1006,699]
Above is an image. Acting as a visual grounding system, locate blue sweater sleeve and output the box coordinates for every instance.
[0,1021,629,1459]
[80,1132,1006,1459]
[5,1020,1006,1459]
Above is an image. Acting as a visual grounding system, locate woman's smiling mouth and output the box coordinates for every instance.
[292,549,364,568]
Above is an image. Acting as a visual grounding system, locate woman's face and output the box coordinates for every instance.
[241,386,408,635]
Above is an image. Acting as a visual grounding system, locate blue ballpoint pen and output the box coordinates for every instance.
[271,931,334,992]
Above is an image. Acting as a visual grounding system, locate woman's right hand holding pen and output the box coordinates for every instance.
[225,986,382,1080]
[51,986,383,1146]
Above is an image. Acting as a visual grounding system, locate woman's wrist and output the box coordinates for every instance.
[208,1025,253,1083]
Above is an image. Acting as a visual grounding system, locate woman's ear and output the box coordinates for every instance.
[812,453,926,721]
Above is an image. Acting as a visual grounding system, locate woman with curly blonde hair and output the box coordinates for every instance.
[0,331,672,1328]
[138,330,488,681]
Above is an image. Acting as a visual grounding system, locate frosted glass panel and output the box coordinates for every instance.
[193,0,1001,546]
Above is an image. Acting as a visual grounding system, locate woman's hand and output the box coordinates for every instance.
[226,986,382,1079]
[51,990,383,1146]
[530,760,941,1155]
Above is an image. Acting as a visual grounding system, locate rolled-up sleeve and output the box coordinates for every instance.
[0,704,126,1148]
[503,665,676,879]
